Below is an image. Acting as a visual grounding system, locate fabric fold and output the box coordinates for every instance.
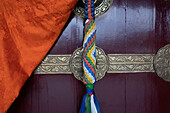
[0,0,78,112]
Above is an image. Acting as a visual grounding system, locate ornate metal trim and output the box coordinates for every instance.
[108,54,155,73]
[34,44,170,82]
[69,47,108,81]
[154,44,170,82]
[74,0,113,18]
[34,55,72,74]
[34,54,155,74]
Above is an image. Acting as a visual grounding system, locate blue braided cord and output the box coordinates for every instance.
[83,29,96,49]
[85,41,96,65]
[86,88,93,94]
[83,60,95,77]
[85,11,88,15]
[79,94,87,113]
[94,95,101,113]
[92,12,95,17]
[85,14,88,20]
[83,24,96,45]
[83,65,96,84]
[85,1,88,19]
[83,60,95,78]
[83,61,96,83]
[91,4,94,7]
[93,49,96,59]
[91,8,94,12]
[83,31,95,49]
[83,31,95,48]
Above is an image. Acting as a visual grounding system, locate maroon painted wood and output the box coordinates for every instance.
[8,0,170,113]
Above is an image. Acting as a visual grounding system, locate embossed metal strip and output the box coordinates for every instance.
[34,54,155,74]
[34,55,72,74]
[107,54,155,73]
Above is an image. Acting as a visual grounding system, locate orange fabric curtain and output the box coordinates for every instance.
[0,0,78,112]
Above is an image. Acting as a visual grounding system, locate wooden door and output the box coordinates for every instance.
[8,0,170,113]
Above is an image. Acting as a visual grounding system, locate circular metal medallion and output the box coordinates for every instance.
[69,46,108,82]
[74,0,113,18]
[154,44,170,82]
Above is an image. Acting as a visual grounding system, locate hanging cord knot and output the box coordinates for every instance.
[80,84,100,113]
[86,84,94,95]
[80,0,101,113]
[85,0,95,20]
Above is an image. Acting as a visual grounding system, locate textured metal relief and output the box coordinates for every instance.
[108,54,154,73]
[34,55,72,74]
[74,0,113,18]
[34,52,155,78]
[34,44,170,82]
[69,47,108,81]
[154,44,170,82]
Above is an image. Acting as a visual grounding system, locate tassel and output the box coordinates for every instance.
[80,84,100,113]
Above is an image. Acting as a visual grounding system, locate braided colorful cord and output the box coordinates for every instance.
[80,0,101,113]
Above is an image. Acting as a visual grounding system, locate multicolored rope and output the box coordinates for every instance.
[80,0,101,113]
